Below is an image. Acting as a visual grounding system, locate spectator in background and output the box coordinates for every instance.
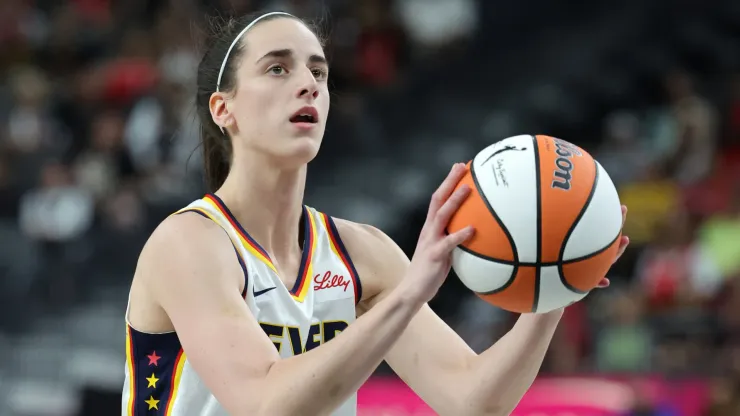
[709,223,740,378]
[74,110,135,203]
[697,185,740,282]
[617,164,679,248]
[155,9,198,88]
[596,111,652,187]
[101,26,159,107]
[0,152,21,219]
[19,161,94,245]
[723,73,740,150]
[18,160,94,308]
[595,291,653,374]
[101,184,146,235]
[123,80,200,201]
[394,0,477,59]
[654,70,719,185]
[355,0,409,87]
[547,302,592,374]
[634,208,722,313]
[2,66,69,191]
[5,66,52,154]
[632,208,722,375]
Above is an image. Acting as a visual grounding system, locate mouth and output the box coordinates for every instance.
[289,106,319,124]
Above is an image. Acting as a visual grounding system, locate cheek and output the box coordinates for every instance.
[236,86,277,124]
[319,88,331,118]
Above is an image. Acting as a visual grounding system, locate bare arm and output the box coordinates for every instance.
[345,214,627,416]
[140,165,474,416]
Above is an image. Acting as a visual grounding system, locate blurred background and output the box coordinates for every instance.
[0,0,739,415]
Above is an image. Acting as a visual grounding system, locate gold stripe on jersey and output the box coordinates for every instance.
[125,325,136,415]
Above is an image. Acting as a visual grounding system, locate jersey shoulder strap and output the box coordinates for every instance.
[172,196,249,298]
[306,207,363,304]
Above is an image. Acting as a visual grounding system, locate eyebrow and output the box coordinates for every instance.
[256,48,327,65]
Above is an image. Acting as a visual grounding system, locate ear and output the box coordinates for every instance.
[209,92,232,133]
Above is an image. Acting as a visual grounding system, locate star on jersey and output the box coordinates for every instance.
[146,373,159,388]
[145,396,160,410]
[147,351,161,366]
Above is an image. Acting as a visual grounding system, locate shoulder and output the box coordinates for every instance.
[128,211,244,332]
[331,217,393,250]
[135,211,243,298]
[142,211,227,261]
[331,217,406,266]
[331,217,410,309]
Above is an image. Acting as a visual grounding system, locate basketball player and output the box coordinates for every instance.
[122,11,629,416]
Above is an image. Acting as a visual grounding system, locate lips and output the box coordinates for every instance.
[289,106,319,124]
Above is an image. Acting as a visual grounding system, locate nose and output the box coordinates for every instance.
[296,70,319,100]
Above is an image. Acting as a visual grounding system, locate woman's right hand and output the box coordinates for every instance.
[401,163,475,304]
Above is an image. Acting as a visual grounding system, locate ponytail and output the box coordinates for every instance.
[201,124,231,192]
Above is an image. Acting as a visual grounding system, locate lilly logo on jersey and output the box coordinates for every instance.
[314,270,350,292]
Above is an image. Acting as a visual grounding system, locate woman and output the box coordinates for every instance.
[122,11,628,416]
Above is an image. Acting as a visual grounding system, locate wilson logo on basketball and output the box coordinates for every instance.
[551,138,582,191]
[314,271,350,292]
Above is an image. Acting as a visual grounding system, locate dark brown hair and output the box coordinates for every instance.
[195,12,323,192]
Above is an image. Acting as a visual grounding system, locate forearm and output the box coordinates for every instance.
[462,310,563,415]
[260,289,422,416]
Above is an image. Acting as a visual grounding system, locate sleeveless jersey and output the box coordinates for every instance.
[122,194,362,416]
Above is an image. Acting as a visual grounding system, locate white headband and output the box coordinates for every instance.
[216,11,295,93]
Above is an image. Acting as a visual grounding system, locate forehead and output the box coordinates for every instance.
[241,18,324,60]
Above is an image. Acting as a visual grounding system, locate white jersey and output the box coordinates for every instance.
[122,194,362,416]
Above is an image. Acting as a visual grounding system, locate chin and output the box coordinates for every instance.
[271,136,321,169]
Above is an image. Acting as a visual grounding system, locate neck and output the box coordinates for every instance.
[216,151,306,262]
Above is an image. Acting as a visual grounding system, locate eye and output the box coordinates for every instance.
[268,65,287,76]
[311,67,328,80]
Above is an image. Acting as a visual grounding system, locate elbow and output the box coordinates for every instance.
[233,401,287,416]
[458,394,518,416]
[254,399,333,416]
[464,405,513,416]
[218,384,279,416]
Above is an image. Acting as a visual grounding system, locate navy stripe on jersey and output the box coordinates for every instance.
[290,205,314,296]
[324,215,363,304]
[127,327,183,414]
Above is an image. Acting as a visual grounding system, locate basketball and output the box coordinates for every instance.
[447,135,623,313]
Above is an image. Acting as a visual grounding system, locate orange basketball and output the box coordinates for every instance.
[447,135,622,313]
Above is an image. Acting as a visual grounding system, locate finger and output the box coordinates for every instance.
[596,278,610,288]
[439,226,475,254]
[427,163,468,221]
[619,235,630,249]
[621,205,628,227]
[432,184,472,234]
[613,236,630,263]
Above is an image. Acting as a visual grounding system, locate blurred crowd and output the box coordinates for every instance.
[0,0,739,415]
